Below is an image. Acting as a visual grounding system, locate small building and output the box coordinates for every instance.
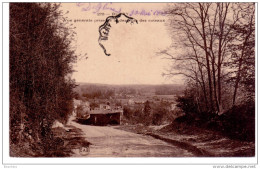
[134,99,146,104]
[99,104,111,110]
[82,109,123,126]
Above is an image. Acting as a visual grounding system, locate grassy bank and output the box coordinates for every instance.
[115,122,255,157]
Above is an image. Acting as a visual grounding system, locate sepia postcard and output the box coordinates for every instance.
[2,1,258,167]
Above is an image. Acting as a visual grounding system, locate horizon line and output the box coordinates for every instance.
[75,81,185,86]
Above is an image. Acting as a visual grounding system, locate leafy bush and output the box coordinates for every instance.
[174,89,255,141]
[123,101,174,126]
[219,101,255,141]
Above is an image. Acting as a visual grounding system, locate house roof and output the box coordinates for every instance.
[89,109,122,114]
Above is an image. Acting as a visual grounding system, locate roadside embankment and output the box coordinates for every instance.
[115,122,255,157]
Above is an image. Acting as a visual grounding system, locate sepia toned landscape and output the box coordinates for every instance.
[9,3,255,158]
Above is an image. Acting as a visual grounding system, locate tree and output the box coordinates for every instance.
[90,102,99,110]
[143,101,152,116]
[10,3,76,155]
[143,101,152,125]
[162,3,253,114]
[228,3,255,106]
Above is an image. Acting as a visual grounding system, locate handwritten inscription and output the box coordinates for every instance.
[77,3,122,14]
[76,3,167,16]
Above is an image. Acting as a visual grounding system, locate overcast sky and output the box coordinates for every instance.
[61,3,184,85]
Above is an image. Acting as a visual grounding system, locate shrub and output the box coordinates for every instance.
[219,101,255,141]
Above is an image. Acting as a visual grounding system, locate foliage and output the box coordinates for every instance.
[174,89,254,141]
[218,101,255,141]
[90,102,99,110]
[143,101,152,116]
[152,102,174,125]
[10,3,76,156]
[75,104,89,119]
[122,105,143,125]
[123,101,174,126]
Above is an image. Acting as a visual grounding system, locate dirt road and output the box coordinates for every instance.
[69,118,194,157]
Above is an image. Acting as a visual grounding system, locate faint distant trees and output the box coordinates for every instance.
[154,85,183,95]
[162,3,255,114]
[10,3,76,156]
[82,88,115,99]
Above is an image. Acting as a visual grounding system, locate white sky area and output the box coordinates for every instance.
[61,3,184,85]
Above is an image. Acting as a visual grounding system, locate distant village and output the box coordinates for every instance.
[73,92,178,126]
[71,83,184,126]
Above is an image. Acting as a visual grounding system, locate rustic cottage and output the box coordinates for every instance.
[82,109,123,126]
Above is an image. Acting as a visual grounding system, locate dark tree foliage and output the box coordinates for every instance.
[219,102,255,141]
[90,102,99,110]
[152,103,171,125]
[10,3,76,156]
[122,101,173,126]
[143,101,152,117]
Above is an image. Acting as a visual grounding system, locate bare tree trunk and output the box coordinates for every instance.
[232,14,254,106]
[199,65,209,110]
[193,45,209,111]
[233,59,242,106]
[216,3,229,113]
[217,61,222,112]
[199,3,214,112]
[217,3,224,113]
[212,54,219,112]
